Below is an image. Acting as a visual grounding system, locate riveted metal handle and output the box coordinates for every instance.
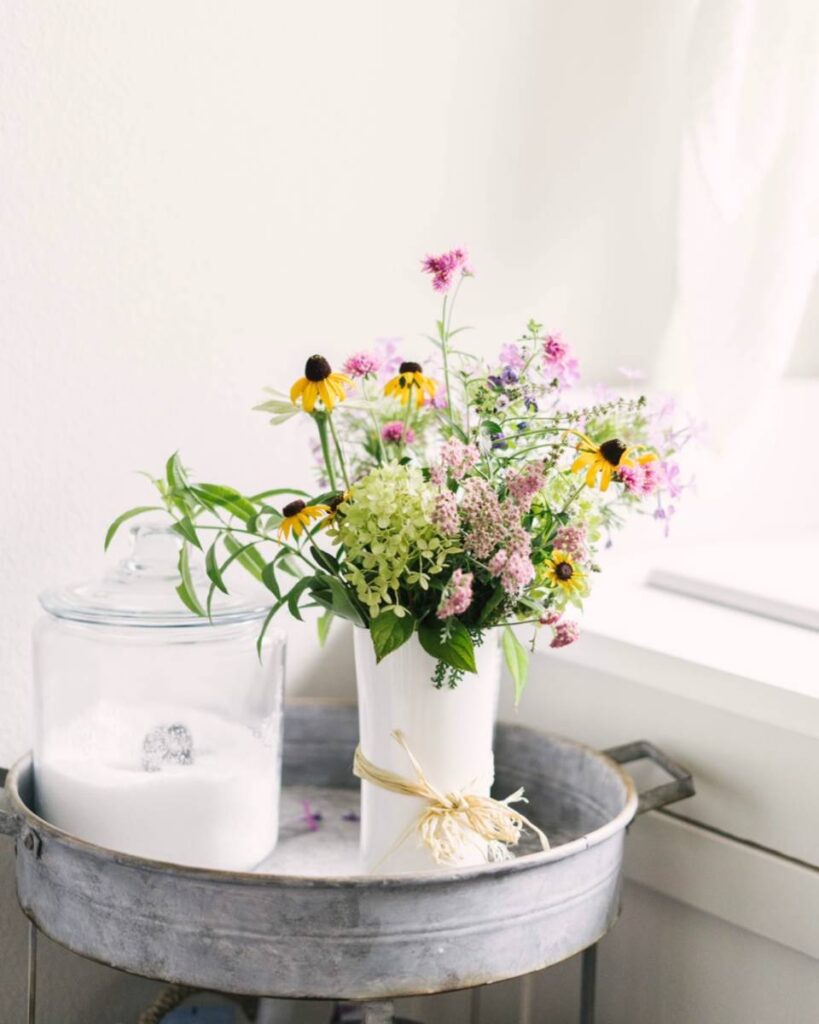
[0,767,20,838]
[604,740,695,814]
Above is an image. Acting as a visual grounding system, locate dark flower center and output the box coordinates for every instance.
[399,361,422,374]
[327,493,346,513]
[304,355,332,382]
[282,499,306,518]
[599,438,628,466]
[555,561,574,581]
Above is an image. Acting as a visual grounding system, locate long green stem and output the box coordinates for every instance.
[315,414,338,491]
[327,414,351,490]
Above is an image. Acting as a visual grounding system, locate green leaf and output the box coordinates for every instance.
[224,534,265,581]
[277,554,307,578]
[502,626,530,705]
[311,572,366,627]
[477,585,507,627]
[165,451,189,491]
[176,543,206,617]
[317,609,334,647]
[249,487,310,502]
[310,544,339,574]
[256,598,286,659]
[261,561,281,598]
[370,609,416,663]
[418,619,477,673]
[286,576,315,621]
[171,515,201,550]
[205,538,228,594]
[104,506,163,551]
[192,484,257,523]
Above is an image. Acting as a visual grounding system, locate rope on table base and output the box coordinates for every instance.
[353,729,549,866]
[137,986,260,1023]
[137,983,193,1024]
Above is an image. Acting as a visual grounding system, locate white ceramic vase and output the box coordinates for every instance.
[353,627,501,874]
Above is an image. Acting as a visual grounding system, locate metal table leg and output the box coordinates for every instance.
[579,944,597,1024]
[27,919,37,1024]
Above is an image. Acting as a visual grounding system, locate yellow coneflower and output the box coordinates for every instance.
[290,355,352,413]
[321,491,351,528]
[278,499,330,541]
[383,361,437,408]
[543,550,586,596]
[570,433,656,492]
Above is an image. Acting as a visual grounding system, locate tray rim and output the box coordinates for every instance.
[6,713,638,888]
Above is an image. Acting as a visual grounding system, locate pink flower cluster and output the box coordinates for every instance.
[488,540,535,594]
[550,619,580,649]
[552,523,587,559]
[439,439,480,480]
[343,351,381,378]
[381,420,415,445]
[460,478,505,559]
[436,568,474,620]
[543,332,580,388]
[506,462,545,509]
[432,490,460,537]
[618,460,660,496]
[422,248,473,293]
[539,612,580,649]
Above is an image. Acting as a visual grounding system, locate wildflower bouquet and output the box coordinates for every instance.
[109,249,690,698]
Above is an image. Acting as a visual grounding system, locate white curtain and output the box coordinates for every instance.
[659,0,819,469]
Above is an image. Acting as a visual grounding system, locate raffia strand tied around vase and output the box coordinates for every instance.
[353,729,549,867]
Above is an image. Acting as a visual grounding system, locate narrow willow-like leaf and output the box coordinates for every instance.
[205,537,228,594]
[256,598,286,660]
[312,572,366,627]
[224,534,265,581]
[502,626,530,705]
[171,516,202,550]
[317,609,334,648]
[176,543,206,617]
[104,506,163,551]
[285,577,315,622]
[261,561,281,598]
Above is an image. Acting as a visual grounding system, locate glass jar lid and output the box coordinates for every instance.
[40,523,273,628]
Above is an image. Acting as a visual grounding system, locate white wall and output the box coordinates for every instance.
[0,0,694,765]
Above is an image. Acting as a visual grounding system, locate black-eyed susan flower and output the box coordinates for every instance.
[570,433,656,492]
[543,550,586,596]
[321,491,350,527]
[290,355,352,413]
[383,361,437,407]
[278,499,330,541]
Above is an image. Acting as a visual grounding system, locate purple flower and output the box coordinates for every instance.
[422,248,473,293]
[501,366,519,386]
[543,331,580,388]
[499,342,525,370]
[381,420,415,445]
[343,351,381,378]
[659,460,683,499]
[373,338,403,378]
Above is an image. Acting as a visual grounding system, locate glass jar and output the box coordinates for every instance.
[33,523,285,872]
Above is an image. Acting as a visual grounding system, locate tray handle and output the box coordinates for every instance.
[0,767,19,838]
[604,740,695,814]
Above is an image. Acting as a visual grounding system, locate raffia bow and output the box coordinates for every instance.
[353,729,549,867]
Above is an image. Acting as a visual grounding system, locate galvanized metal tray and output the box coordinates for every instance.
[0,702,694,1007]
